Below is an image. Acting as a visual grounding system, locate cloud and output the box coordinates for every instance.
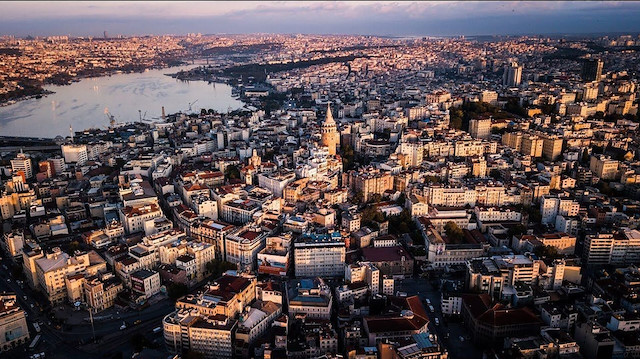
[0,1,639,36]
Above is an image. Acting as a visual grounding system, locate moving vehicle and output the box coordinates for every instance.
[428,304,435,313]
[434,317,440,325]
[33,322,41,333]
[134,319,142,325]
[29,334,41,350]
[152,327,162,334]
[119,322,127,330]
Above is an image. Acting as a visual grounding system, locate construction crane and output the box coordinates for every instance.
[187,99,198,112]
[104,107,116,128]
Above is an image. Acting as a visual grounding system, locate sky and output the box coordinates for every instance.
[1,1,640,37]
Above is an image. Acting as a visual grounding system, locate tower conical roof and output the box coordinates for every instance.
[324,102,335,125]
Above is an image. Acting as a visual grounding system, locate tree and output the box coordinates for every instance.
[205,259,237,279]
[444,221,464,243]
[341,143,356,171]
[526,207,542,224]
[183,350,205,359]
[352,191,364,205]
[224,165,240,180]
[508,224,527,237]
[388,209,414,234]
[130,333,147,352]
[68,240,81,253]
[200,108,207,116]
[534,245,560,259]
[361,205,385,229]
[581,149,591,164]
[167,282,188,300]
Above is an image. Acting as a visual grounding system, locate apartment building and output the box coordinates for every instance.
[583,229,640,266]
[294,232,345,278]
[119,203,163,234]
[10,152,33,179]
[0,293,30,352]
[35,248,107,304]
[287,277,333,320]
[225,225,267,272]
[466,255,540,300]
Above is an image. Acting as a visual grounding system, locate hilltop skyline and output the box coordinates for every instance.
[2,1,640,37]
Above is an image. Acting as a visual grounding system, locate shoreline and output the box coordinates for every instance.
[0,61,188,108]
[0,89,55,107]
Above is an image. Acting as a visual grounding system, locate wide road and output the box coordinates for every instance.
[0,257,88,359]
[0,256,174,359]
[395,275,483,359]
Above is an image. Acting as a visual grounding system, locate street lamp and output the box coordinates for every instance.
[76,301,96,343]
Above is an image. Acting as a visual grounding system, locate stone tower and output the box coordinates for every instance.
[321,102,340,155]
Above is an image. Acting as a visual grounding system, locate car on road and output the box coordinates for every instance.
[428,304,435,313]
[134,319,142,325]
[119,322,127,330]
[459,336,465,342]
[434,318,440,325]
[424,299,431,305]
[152,327,162,334]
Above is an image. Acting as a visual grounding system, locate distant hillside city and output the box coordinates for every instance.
[1,32,640,359]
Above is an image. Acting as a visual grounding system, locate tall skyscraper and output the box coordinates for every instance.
[321,102,340,156]
[581,59,603,82]
[503,62,523,87]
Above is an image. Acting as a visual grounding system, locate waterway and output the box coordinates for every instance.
[0,64,244,138]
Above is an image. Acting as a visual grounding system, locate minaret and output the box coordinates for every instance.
[321,102,339,156]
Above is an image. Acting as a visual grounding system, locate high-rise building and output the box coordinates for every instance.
[542,135,564,161]
[10,152,32,179]
[583,230,640,266]
[581,59,603,82]
[590,155,619,180]
[294,232,345,278]
[503,62,523,87]
[469,117,492,140]
[61,144,88,165]
[521,134,544,158]
[320,102,340,156]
